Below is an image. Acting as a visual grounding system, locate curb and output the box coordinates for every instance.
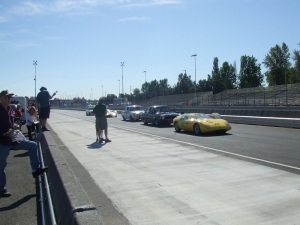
[39,132,103,225]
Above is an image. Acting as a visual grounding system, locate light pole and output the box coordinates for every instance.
[285,69,288,106]
[33,60,37,101]
[121,62,125,95]
[143,71,147,101]
[118,79,120,97]
[191,54,197,98]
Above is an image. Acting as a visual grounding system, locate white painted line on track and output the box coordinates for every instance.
[111,124,300,171]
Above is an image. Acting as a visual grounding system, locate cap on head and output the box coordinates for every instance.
[40,86,47,91]
[0,90,14,98]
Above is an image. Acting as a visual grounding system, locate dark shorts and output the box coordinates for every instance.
[39,107,50,119]
[96,117,108,130]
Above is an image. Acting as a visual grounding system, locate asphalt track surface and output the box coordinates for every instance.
[75,109,300,173]
[46,109,300,225]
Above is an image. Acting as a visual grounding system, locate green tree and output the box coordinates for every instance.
[263,42,291,85]
[220,61,236,91]
[198,77,213,92]
[157,79,170,96]
[174,72,194,94]
[290,44,300,83]
[211,57,222,94]
[141,82,150,95]
[239,55,263,88]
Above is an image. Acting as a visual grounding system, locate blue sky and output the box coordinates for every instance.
[1,0,299,100]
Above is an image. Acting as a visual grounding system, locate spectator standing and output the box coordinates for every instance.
[14,104,23,128]
[36,86,56,132]
[93,98,111,143]
[0,90,48,198]
[25,106,38,141]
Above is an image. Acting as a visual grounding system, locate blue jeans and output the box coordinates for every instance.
[0,140,40,192]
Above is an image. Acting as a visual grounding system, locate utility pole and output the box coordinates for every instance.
[118,79,120,97]
[121,62,125,95]
[191,54,197,99]
[33,60,38,101]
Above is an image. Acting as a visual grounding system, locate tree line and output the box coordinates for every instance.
[94,42,300,104]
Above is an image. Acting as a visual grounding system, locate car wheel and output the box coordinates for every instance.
[143,119,148,125]
[193,124,201,135]
[130,115,134,121]
[174,122,181,132]
[154,119,159,127]
[122,116,126,121]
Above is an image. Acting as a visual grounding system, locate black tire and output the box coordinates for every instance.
[130,115,134,121]
[122,116,126,121]
[193,124,201,135]
[143,119,148,125]
[154,119,159,127]
[174,122,181,132]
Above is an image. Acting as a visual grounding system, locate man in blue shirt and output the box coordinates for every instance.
[36,86,56,132]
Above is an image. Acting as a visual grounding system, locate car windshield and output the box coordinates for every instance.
[157,107,171,112]
[130,107,143,111]
[191,113,212,119]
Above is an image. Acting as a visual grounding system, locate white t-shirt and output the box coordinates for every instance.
[25,112,36,126]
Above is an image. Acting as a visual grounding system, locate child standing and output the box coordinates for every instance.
[25,106,38,141]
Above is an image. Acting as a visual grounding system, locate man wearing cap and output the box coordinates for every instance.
[0,90,48,198]
[36,86,56,132]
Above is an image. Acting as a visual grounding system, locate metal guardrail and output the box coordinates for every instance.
[36,133,57,225]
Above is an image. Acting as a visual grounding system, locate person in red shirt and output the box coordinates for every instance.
[14,104,22,119]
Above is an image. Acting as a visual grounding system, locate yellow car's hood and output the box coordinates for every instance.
[196,118,231,129]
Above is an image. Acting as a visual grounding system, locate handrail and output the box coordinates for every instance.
[37,133,57,225]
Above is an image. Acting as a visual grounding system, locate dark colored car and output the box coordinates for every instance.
[140,105,180,126]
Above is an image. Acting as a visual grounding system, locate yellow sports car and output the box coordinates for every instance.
[173,113,231,135]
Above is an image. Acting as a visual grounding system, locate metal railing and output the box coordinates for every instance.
[36,133,57,225]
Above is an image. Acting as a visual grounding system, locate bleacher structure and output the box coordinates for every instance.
[142,83,300,107]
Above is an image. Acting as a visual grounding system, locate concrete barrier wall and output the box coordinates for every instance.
[221,115,300,129]
[174,107,300,118]
[39,132,103,225]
